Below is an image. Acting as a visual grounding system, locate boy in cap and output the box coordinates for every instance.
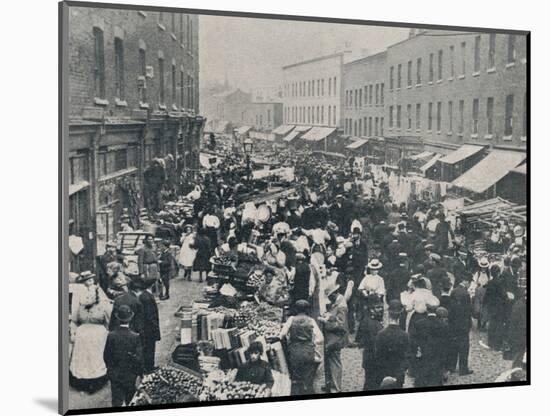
[103,305,144,407]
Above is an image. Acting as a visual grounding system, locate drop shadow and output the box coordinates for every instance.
[34,398,58,413]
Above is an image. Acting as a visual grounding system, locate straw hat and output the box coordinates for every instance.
[367,259,383,270]
[76,271,95,284]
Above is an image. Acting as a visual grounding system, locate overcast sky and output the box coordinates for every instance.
[199,15,409,93]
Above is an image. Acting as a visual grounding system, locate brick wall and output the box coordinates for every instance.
[68,6,200,119]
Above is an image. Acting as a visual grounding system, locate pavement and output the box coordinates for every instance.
[69,274,515,410]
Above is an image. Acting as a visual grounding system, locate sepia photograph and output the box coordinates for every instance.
[60,1,529,414]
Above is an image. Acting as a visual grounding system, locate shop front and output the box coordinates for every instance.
[437,144,487,182]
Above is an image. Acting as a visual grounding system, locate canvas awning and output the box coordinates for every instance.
[302,127,337,142]
[294,125,313,133]
[235,126,252,135]
[510,164,527,175]
[409,151,434,161]
[283,130,301,143]
[346,139,369,150]
[439,144,485,165]
[452,150,527,193]
[272,124,295,135]
[420,154,442,172]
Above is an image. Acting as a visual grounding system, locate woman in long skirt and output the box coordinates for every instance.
[178,225,197,280]
[69,271,112,393]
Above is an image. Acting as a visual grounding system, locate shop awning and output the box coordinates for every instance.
[272,124,295,135]
[283,130,301,143]
[420,154,442,172]
[346,139,369,150]
[302,127,337,142]
[452,150,527,193]
[510,164,527,175]
[235,125,252,135]
[409,151,434,161]
[294,125,313,133]
[69,181,90,196]
[439,144,485,165]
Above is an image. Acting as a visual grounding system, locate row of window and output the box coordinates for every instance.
[387,94,525,137]
[284,105,338,126]
[284,77,338,99]
[389,34,521,90]
[69,147,140,185]
[153,11,194,50]
[344,116,385,137]
[345,83,385,108]
[93,26,196,110]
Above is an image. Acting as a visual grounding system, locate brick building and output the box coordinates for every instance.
[385,29,527,153]
[343,51,387,138]
[210,89,253,126]
[243,102,283,131]
[64,5,204,271]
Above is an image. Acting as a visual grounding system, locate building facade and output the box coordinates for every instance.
[343,51,387,138]
[210,89,253,126]
[67,6,203,271]
[243,102,283,131]
[282,53,344,128]
[384,29,527,154]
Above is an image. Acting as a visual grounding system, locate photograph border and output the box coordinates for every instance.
[58,1,530,414]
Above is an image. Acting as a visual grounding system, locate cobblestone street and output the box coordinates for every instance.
[69,271,515,410]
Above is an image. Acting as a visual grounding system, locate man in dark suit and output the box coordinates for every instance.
[448,277,474,375]
[110,278,145,337]
[375,300,410,388]
[104,305,144,407]
[139,279,161,373]
[355,294,384,390]
[410,300,447,387]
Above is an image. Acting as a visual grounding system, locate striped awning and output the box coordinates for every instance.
[272,124,295,135]
[346,139,369,150]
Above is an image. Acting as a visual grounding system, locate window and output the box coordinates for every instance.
[127,146,138,168]
[171,63,176,105]
[316,106,320,124]
[459,100,465,134]
[69,156,89,185]
[189,18,193,50]
[114,37,124,100]
[461,42,466,76]
[389,106,394,127]
[354,120,358,136]
[375,117,379,136]
[415,103,421,130]
[381,117,384,136]
[355,90,358,108]
[307,107,311,123]
[333,105,336,126]
[333,77,337,95]
[416,57,422,84]
[486,34,495,70]
[407,60,412,86]
[363,117,367,135]
[505,94,514,135]
[138,47,147,102]
[93,27,105,99]
[375,84,379,105]
[448,101,453,131]
[428,102,433,130]
[328,106,332,126]
[438,49,443,80]
[487,97,494,135]
[328,79,332,96]
[171,13,175,33]
[317,79,320,96]
[358,118,362,136]
[407,104,412,129]
[364,86,368,105]
[346,91,349,107]
[437,101,442,131]
[158,12,164,24]
[380,83,384,105]
[359,89,363,107]
[449,45,455,78]
[369,117,373,136]
[474,35,481,72]
[508,35,516,63]
[390,66,394,89]
[472,99,479,134]
[429,53,434,82]
[396,105,402,128]
[180,15,184,44]
[369,85,373,105]
[397,64,402,88]
[322,79,325,96]
[158,56,165,104]
[321,106,324,124]
[115,149,128,171]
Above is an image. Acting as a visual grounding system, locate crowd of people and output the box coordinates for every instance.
[68,145,527,406]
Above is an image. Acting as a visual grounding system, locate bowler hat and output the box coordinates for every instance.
[115,305,134,323]
[388,299,403,314]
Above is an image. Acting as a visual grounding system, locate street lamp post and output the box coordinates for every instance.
[242,137,253,183]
